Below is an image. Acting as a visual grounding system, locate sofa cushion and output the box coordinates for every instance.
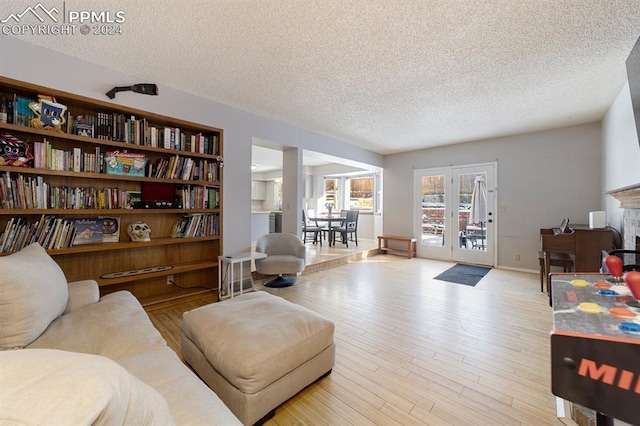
[64,279,100,314]
[28,290,166,360]
[0,348,175,425]
[117,346,242,425]
[0,243,68,349]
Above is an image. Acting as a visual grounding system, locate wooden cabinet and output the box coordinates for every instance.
[540,225,613,292]
[0,76,223,306]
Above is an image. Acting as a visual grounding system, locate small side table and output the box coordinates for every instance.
[218,252,267,300]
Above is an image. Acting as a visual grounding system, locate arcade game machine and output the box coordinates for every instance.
[550,256,640,426]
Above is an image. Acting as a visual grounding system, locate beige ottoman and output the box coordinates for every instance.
[181,291,335,425]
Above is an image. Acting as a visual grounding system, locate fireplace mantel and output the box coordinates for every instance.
[607,183,640,209]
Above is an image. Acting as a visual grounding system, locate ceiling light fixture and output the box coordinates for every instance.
[106,83,158,99]
[251,163,259,169]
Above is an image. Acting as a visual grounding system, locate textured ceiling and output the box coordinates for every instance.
[3,0,640,155]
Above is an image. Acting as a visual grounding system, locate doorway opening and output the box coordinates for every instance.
[414,162,496,266]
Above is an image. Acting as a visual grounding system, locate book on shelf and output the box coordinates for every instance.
[150,126,158,148]
[0,217,21,252]
[72,147,82,172]
[163,127,171,149]
[70,218,103,246]
[99,216,120,243]
[171,213,219,238]
[35,215,55,247]
[8,219,30,252]
[0,92,14,125]
[174,127,181,150]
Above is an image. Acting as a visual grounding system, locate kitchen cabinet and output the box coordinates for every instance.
[251,180,266,200]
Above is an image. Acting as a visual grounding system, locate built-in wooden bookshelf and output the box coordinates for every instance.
[0,76,223,306]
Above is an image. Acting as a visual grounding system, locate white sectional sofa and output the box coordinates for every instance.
[0,243,241,425]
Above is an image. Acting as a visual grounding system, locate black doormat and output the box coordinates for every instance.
[434,263,491,287]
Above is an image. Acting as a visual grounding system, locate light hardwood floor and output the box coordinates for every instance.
[146,254,563,425]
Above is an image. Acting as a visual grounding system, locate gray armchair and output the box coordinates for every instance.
[255,233,306,287]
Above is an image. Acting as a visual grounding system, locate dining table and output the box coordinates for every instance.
[309,215,346,246]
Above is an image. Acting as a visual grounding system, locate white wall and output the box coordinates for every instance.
[384,124,603,270]
[602,82,640,232]
[0,37,383,254]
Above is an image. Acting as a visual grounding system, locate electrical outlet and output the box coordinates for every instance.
[515,254,521,261]
[167,275,174,285]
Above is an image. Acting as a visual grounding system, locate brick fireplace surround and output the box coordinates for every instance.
[607,183,640,250]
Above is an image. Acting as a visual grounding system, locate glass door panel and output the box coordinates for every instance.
[420,174,446,247]
[415,167,451,260]
[452,165,494,266]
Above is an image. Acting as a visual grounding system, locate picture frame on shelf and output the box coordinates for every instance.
[99,216,121,243]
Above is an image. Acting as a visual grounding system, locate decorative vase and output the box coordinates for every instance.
[325,203,333,216]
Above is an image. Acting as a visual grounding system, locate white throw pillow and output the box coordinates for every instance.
[0,349,175,425]
[0,243,69,349]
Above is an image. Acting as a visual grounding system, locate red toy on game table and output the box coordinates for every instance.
[625,270,640,300]
[604,255,624,281]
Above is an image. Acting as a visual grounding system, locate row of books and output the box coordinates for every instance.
[94,114,220,155]
[12,95,35,127]
[171,213,219,238]
[148,155,220,182]
[0,215,120,253]
[0,172,141,210]
[33,138,104,173]
[0,92,220,155]
[176,186,220,209]
[6,131,219,182]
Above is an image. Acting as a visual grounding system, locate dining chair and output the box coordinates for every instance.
[458,217,468,248]
[333,210,359,247]
[301,209,322,245]
[324,209,348,244]
[537,251,574,292]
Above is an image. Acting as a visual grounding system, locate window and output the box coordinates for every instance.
[323,173,381,214]
[349,176,373,210]
[274,178,282,209]
[324,178,339,211]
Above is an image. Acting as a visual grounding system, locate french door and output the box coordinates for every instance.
[414,163,496,266]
